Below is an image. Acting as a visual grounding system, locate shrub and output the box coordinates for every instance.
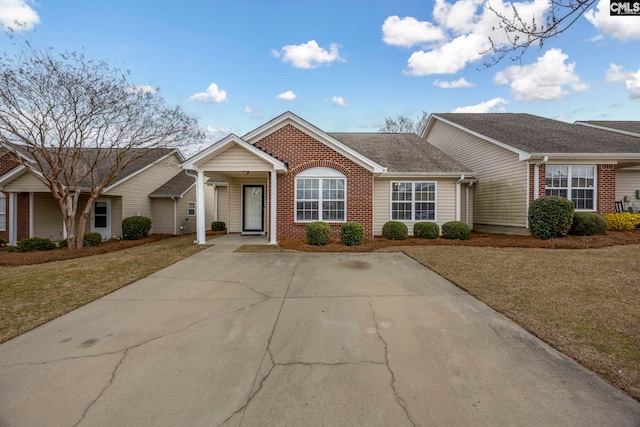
[340,222,364,246]
[17,237,55,252]
[306,221,331,246]
[122,216,152,240]
[382,221,408,240]
[83,232,103,247]
[569,212,607,236]
[414,222,439,239]
[441,221,471,240]
[528,196,574,240]
[603,212,640,231]
[57,239,68,248]
[0,238,5,247]
[211,221,226,231]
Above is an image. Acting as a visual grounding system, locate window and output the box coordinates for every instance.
[0,193,5,231]
[295,167,346,222]
[188,201,196,216]
[391,181,436,221]
[545,166,595,210]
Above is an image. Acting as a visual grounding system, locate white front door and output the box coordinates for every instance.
[242,185,264,233]
[91,199,111,240]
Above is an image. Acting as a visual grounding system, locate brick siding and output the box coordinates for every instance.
[529,163,616,214]
[256,124,374,240]
[0,153,22,240]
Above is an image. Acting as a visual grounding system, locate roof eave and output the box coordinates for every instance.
[379,171,476,178]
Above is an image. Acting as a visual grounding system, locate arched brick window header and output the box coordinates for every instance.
[290,160,351,177]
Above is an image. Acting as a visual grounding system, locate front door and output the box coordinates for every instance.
[242,185,264,234]
[91,199,111,240]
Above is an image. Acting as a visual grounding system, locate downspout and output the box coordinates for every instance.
[171,196,178,235]
[185,170,205,244]
[530,156,548,228]
[465,181,474,226]
[456,175,464,222]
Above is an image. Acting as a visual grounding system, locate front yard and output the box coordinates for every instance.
[1,230,639,402]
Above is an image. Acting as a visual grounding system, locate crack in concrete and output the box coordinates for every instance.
[367,297,417,427]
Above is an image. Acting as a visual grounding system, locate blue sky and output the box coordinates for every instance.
[1,0,639,142]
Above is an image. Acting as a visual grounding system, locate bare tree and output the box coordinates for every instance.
[484,0,596,66]
[0,41,203,249]
[379,111,429,135]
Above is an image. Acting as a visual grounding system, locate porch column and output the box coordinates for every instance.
[455,176,463,222]
[8,192,17,246]
[269,170,277,244]
[196,170,206,244]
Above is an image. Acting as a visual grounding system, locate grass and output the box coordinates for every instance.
[0,234,207,343]
[396,244,640,402]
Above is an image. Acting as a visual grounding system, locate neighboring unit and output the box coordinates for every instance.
[424,114,640,234]
[0,147,218,245]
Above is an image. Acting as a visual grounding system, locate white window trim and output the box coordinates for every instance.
[545,165,597,211]
[389,181,438,222]
[187,201,196,216]
[294,167,347,223]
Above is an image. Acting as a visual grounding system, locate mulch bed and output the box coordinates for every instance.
[279,230,640,252]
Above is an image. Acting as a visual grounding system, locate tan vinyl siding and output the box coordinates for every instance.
[152,199,176,234]
[33,193,64,241]
[107,154,182,233]
[216,186,229,225]
[616,168,640,209]
[200,145,273,171]
[427,120,528,228]
[228,177,267,233]
[4,173,49,192]
[372,177,458,236]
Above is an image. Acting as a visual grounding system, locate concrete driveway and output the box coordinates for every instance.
[1,235,639,426]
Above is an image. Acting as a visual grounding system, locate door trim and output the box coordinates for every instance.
[91,198,111,240]
[242,184,265,234]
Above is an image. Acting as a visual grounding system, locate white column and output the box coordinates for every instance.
[455,176,462,222]
[269,170,277,244]
[29,192,34,238]
[196,170,206,244]
[8,192,17,246]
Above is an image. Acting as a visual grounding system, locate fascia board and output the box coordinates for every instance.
[575,122,640,138]
[380,171,476,178]
[243,111,387,173]
[0,164,28,187]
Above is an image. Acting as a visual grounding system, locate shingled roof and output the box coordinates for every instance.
[575,121,640,137]
[433,113,640,154]
[328,132,472,174]
[149,170,195,198]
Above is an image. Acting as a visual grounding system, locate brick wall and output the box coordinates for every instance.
[529,163,547,203]
[597,164,616,214]
[530,163,616,214]
[0,153,22,240]
[256,124,374,240]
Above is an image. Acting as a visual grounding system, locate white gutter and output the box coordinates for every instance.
[456,175,464,222]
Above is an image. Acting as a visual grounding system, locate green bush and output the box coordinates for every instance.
[441,221,471,240]
[569,212,607,236]
[57,239,68,248]
[122,216,152,240]
[0,238,6,247]
[528,196,574,240]
[414,222,439,239]
[17,237,55,252]
[382,221,408,240]
[340,222,364,246]
[211,221,226,231]
[83,232,103,247]
[306,221,331,246]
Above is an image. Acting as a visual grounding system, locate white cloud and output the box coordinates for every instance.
[585,0,640,41]
[125,84,157,94]
[494,49,587,101]
[203,125,231,142]
[605,64,640,99]
[0,0,39,31]
[381,16,446,47]
[188,83,228,103]
[405,33,490,75]
[331,96,349,107]
[452,97,509,113]
[273,40,343,69]
[243,106,253,113]
[384,0,552,75]
[433,77,475,88]
[276,90,297,101]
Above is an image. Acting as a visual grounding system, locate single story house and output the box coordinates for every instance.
[0,146,219,245]
[182,111,476,244]
[423,113,640,234]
